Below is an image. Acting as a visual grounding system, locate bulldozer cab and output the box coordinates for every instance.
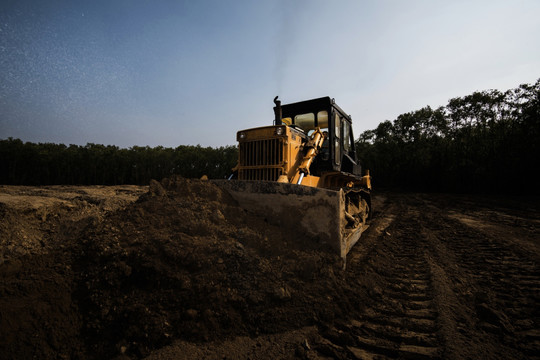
[275,97,361,178]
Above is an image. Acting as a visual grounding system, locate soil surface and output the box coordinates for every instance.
[1,177,539,359]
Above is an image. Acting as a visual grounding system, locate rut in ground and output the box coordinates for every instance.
[419,196,540,359]
[308,198,442,359]
[313,193,540,360]
[346,201,441,359]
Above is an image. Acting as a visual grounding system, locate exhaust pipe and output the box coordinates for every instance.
[273,96,282,125]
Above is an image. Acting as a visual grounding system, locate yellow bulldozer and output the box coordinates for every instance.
[214,96,371,261]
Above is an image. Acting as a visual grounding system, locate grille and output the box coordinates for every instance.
[239,138,284,181]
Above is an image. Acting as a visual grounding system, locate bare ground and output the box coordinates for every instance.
[0,178,539,359]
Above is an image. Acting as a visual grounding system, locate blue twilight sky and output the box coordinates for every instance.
[1,0,539,148]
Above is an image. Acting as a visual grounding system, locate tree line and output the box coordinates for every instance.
[355,79,540,194]
[0,140,238,185]
[2,79,538,192]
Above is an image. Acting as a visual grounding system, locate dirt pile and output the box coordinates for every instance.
[0,185,146,359]
[75,176,355,358]
[1,178,360,359]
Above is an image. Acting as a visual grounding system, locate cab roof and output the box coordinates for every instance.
[277,97,351,122]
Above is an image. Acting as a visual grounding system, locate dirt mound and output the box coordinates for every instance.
[74,176,351,358]
[0,185,146,359]
[0,177,352,359]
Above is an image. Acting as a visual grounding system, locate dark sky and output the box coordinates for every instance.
[1,0,539,148]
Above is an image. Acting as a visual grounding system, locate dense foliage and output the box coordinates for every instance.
[0,140,238,185]
[356,79,540,194]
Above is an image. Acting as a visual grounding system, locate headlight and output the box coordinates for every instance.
[238,132,246,140]
[275,126,285,136]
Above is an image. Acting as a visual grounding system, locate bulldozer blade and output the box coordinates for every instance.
[212,180,366,260]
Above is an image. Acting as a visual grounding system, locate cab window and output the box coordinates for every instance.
[294,113,315,131]
[334,113,341,165]
[317,111,328,129]
[317,110,330,160]
[343,121,351,152]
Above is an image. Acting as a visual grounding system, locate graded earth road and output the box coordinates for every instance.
[0,180,539,359]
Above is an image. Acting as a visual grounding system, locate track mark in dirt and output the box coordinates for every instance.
[417,195,540,359]
[334,201,442,359]
[443,217,540,357]
[346,211,396,265]
[448,212,540,262]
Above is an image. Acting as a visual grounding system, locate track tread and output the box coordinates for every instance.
[336,202,442,360]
